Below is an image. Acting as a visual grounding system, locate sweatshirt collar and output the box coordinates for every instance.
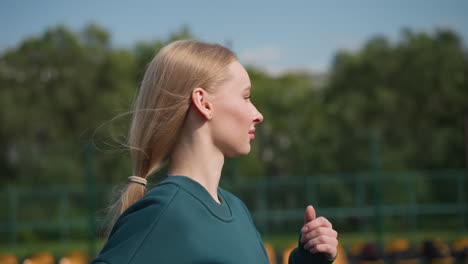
[160,174,233,221]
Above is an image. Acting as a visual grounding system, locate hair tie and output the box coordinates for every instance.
[128,176,147,187]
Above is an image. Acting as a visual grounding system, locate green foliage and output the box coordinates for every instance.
[0,25,466,208]
[325,28,468,171]
[0,25,200,186]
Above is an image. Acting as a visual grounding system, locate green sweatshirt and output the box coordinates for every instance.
[92,175,335,264]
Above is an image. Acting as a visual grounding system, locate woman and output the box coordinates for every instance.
[92,40,338,264]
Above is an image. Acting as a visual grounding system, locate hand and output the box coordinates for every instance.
[300,205,338,259]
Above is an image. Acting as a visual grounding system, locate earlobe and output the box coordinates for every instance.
[191,88,213,121]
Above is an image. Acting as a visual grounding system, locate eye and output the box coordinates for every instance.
[245,95,251,100]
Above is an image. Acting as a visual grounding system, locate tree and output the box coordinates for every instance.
[325,28,468,171]
[0,24,199,186]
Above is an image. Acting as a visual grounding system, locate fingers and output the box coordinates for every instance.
[300,214,338,259]
[300,226,338,243]
[301,216,332,232]
[304,205,316,224]
[307,244,338,259]
[303,235,338,250]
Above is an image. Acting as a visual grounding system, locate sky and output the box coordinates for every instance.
[1,0,467,74]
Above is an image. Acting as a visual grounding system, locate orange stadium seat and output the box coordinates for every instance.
[420,239,455,264]
[264,242,277,264]
[355,242,384,264]
[385,238,419,264]
[59,251,90,264]
[22,252,54,264]
[349,241,364,260]
[394,259,420,264]
[333,244,349,264]
[452,237,468,264]
[385,239,411,255]
[452,237,468,252]
[0,253,18,264]
[282,242,298,264]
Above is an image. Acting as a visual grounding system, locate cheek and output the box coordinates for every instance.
[214,104,252,156]
[226,104,251,127]
[214,102,251,135]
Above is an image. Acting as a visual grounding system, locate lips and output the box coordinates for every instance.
[248,129,255,140]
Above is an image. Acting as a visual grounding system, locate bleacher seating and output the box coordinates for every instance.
[420,239,455,264]
[0,253,18,264]
[452,237,468,264]
[264,242,277,264]
[334,244,349,264]
[349,241,386,264]
[385,239,418,264]
[22,252,54,264]
[1,236,467,264]
[282,242,297,264]
[59,251,89,264]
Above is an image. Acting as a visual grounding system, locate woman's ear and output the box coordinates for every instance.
[191,88,213,120]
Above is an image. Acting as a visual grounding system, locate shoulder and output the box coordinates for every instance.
[117,182,180,228]
[92,182,181,264]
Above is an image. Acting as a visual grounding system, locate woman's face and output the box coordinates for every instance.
[210,61,263,157]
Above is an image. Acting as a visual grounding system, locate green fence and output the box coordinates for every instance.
[0,170,467,254]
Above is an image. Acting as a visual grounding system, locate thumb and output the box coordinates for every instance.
[304,205,316,224]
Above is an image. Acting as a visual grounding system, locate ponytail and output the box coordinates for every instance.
[106,182,146,234]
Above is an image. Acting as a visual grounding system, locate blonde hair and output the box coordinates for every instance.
[106,40,237,233]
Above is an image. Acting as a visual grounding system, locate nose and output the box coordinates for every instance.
[253,106,264,124]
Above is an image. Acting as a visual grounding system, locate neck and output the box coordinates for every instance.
[168,127,224,204]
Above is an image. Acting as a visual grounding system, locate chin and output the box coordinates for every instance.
[225,146,251,157]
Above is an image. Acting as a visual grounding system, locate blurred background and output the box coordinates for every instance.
[1,0,468,263]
